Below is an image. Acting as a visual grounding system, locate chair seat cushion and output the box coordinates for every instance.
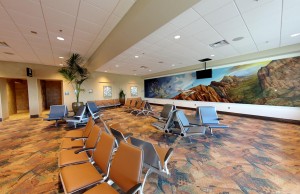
[60,163,103,193]
[64,130,83,138]
[153,145,169,167]
[84,183,118,194]
[59,148,89,167]
[61,138,84,149]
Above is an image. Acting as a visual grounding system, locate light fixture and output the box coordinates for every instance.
[174,35,181,39]
[134,55,139,58]
[290,33,300,37]
[171,64,175,67]
[59,56,64,59]
[57,36,64,41]
[134,73,137,75]
[115,65,119,67]
[104,70,107,72]
[232,37,244,41]
[210,54,215,57]
[148,69,152,72]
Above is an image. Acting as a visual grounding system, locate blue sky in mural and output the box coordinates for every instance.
[145,61,269,98]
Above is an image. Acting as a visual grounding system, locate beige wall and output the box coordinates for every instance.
[0,61,143,119]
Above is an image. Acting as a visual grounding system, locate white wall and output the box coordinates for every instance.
[145,98,300,121]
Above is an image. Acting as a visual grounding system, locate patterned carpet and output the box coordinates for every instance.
[0,106,300,194]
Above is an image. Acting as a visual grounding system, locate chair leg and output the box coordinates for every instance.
[209,127,213,135]
[55,120,58,127]
[141,168,152,194]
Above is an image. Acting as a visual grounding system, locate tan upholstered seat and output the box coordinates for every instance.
[59,148,90,167]
[64,117,94,138]
[60,132,115,193]
[153,144,169,167]
[84,141,143,193]
[84,182,118,194]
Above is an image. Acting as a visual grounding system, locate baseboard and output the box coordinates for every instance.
[149,103,300,125]
[30,114,39,118]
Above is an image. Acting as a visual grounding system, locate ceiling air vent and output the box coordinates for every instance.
[209,40,229,48]
[140,66,148,69]
[0,41,10,48]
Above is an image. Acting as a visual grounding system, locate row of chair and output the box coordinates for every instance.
[45,101,101,128]
[58,116,174,193]
[152,104,229,137]
[123,99,153,116]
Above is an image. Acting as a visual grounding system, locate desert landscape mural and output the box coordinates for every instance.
[144,56,300,107]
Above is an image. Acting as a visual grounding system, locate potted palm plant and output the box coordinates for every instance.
[119,89,126,105]
[58,53,89,114]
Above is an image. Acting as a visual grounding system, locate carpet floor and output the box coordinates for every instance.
[0,106,300,194]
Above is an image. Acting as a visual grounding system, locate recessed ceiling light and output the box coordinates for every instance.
[148,69,152,72]
[211,54,215,57]
[59,56,64,59]
[290,33,300,37]
[104,70,107,72]
[134,55,139,58]
[134,73,137,75]
[171,64,175,67]
[174,35,181,39]
[115,65,119,67]
[57,36,64,41]
[232,37,244,41]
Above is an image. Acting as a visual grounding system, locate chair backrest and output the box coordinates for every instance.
[82,117,95,137]
[49,105,66,118]
[200,106,219,124]
[109,141,143,192]
[124,99,131,106]
[130,137,160,169]
[135,101,143,109]
[160,104,175,118]
[130,99,137,108]
[84,125,102,155]
[176,110,190,132]
[93,132,115,175]
[99,115,112,135]
[87,101,98,113]
[145,101,152,111]
[74,105,87,119]
[110,128,127,146]
[140,101,147,110]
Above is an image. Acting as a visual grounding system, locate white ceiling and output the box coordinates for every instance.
[98,0,300,76]
[0,0,136,66]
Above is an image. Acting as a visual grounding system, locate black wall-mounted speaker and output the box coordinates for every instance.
[196,69,212,79]
[27,67,32,77]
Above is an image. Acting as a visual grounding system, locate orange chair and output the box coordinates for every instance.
[84,141,143,194]
[59,132,115,193]
[59,129,109,168]
[60,124,101,150]
[64,117,94,139]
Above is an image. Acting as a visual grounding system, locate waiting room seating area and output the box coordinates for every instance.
[1,103,300,193]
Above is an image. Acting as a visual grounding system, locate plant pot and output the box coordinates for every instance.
[72,102,84,114]
[119,96,125,105]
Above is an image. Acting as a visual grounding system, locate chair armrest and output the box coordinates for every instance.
[164,148,174,162]
[71,137,87,141]
[183,125,199,127]
[124,133,133,140]
[74,147,94,154]
[126,183,142,194]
